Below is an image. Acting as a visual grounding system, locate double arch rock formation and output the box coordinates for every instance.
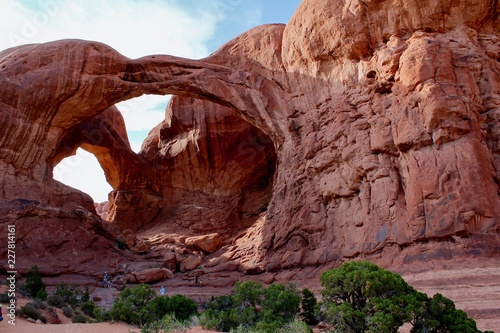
[1,0,499,276]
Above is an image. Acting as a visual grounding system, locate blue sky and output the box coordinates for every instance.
[0,0,302,202]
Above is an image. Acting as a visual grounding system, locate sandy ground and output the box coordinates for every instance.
[0,320,310,333]
[1,320,138,333]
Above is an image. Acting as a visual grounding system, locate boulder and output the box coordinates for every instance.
[162,251,178,272]
[185,233,224,253]
[180,254,203,272]
[120,229,137,249]
[131,240,152,254]
[125,267,173,284]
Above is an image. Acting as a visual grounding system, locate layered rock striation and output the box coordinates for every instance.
[0,0,499,277]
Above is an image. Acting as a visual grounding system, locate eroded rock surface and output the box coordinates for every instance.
[0,0,499,282]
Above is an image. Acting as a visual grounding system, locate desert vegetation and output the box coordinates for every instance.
[199,280,308,333]
[319,261,491,333]
[17,266,106,324]
[13,262,493,332]
[109,283,198,328]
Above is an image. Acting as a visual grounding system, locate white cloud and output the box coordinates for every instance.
[0,0,217,58]
[116,95,170,131]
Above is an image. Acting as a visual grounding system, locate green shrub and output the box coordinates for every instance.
[110,284,157,326]
[262,284,301,322]
[36,289,47,301]
[165,294,198,321]
[300,288,318,325]
[47,294,65,308]
[93,307,110,322]
[321,261,423,333]
[201,295,238,332]
[46,282,84,309]
[234,280,265,307]
[230,325,261,333]
[279,317,313,333]
[81,301,97,318]
[254,320,282,333]
[320,261,487,333]
[46,307,57,316]
[31,298,47,310]
[25,300,40,309]
[82,286,90,302]
[24,265,46,300]
[53,282,83,307]
[72,312,87,323]
[20,303,42,320]
[140,313,192,333]
[201,281,304,333]
[412,293,481,333]
[62,305,74,318]
[19,301,48,323]
[229,319,312,333]
[110,284,198,327]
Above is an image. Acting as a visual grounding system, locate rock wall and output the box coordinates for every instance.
[0,0,499,275]
[253,0,500,269]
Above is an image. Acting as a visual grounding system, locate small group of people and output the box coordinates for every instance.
[103,271,112,288]
[195,276,202,287]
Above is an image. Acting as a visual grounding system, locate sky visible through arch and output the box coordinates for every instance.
[0,0,302,202]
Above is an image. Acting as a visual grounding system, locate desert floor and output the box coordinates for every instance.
[1,256,498,332]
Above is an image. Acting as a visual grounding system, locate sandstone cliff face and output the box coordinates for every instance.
[0,0,499,277]
[254,0,500,269]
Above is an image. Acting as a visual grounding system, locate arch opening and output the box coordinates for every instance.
[48,90,278,239]
[107,94,278,238]
[53,148,113,204]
